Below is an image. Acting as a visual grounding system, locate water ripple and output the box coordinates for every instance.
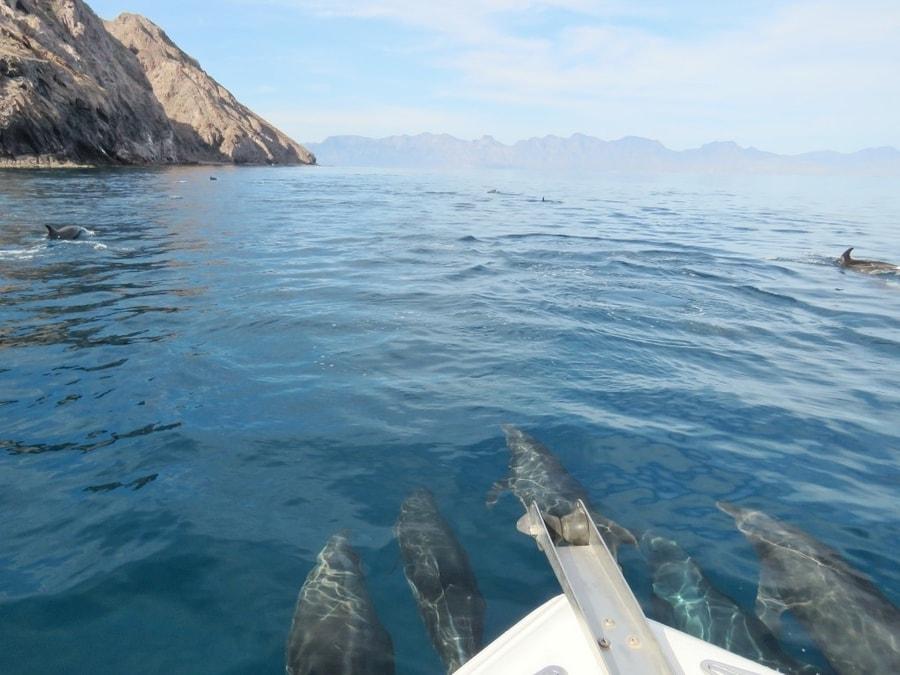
[1,167,898,674]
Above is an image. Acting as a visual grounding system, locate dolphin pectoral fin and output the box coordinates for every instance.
[485,479,509,508]
[589,509,638,551]
[755,593,788,635]
[598,521,638,555]
[603,537,620,560]
[610,521,638,547]
[755,568,789,636]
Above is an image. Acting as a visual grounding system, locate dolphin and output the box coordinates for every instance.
[45,225,88,240]
[285,532,395,675]
[640,532,823,675]
[838,248,897,273]
[718,502,900,675]
[487,425,636,557]
[395,489,485,673]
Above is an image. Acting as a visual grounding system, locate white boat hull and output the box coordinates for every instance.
[456,594,782,675]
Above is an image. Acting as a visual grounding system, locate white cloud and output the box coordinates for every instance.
[269,0,646,48]
[254,0,900,151]
[439,3,899,100]
[262,105,479,143]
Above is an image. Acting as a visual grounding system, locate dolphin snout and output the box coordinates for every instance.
[716,501,744,519]
[500,423,523,441]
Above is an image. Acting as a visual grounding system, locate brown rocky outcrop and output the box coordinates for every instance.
[105,13,314,165]
[0,0,313,167]
[0,0,177,166]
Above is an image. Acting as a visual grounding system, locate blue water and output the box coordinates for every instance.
[1,167,898,674]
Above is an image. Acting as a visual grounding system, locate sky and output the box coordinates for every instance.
[88,0,900,153]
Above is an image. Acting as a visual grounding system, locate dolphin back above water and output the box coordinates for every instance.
[640,532,821,675]
[488,425,636,557]
[45,225,87,240]
[838,247,897,273]
[285,532,395,675]
[718,502,900,675]
[395,489,485,673]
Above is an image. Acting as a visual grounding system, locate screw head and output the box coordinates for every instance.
[597,638,611,650]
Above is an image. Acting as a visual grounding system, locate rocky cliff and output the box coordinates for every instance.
[0,0,313,167]
[105,13,313,166]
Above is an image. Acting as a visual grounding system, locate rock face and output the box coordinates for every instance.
[0,0,313,167]
[105,13,313,165]
[0,0,177,166]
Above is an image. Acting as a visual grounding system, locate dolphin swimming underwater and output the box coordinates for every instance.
[640,532,823,675]
[395,489,485,673]
[838,248,897,273]
[718,502,900,675]
[487,425,636,557]
[45,225,88,240]
[285,532,395,675]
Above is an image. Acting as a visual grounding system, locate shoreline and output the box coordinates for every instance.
[0,157,318,170]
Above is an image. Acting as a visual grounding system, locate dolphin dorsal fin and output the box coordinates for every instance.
[841,247,854,263]
[45,225,57,236]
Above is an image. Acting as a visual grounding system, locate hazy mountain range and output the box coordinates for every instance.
[307,133,900,175]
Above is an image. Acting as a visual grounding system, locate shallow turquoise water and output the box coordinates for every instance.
[1,166,898,674]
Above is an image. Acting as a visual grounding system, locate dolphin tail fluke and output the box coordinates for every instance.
[485,479,509,508]
[841,247,854,263]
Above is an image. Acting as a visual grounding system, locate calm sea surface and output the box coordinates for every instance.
[1,166,898,674]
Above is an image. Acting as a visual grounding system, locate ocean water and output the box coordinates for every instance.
[0,166,898,674]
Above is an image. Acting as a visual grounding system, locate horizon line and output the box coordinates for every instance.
[304,132,899,157]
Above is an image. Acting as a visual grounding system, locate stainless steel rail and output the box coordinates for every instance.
[517,500,683,675]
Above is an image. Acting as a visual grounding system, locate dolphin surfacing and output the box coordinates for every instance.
[640,532,821,675]
[488,424,636,557]
[718,502,900,675]
[285,532,394,675]
[395,489,485,673]
[838,247,897,274]
[45,225,88,240]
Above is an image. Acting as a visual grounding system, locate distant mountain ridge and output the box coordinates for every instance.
[307,133,900,175]
[0,0,313,167]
